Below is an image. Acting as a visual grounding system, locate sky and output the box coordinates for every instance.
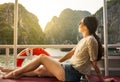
[1,0,103,30]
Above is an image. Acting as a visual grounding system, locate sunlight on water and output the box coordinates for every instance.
[45,48,68,56]
[0,56,14,68]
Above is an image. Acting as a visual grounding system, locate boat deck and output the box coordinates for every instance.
[87,75,120,82]
[0,75,120,82]
[0,77,60,82]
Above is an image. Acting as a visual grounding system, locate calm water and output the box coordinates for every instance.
[45,48,68,56]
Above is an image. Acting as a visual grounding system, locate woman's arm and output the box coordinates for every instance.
[91,61,104,82]
[91,61,117,82]
[58,48,75,62]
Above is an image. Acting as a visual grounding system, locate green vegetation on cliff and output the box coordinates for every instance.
[95,0,120,44]
[44,8,91,44]
[0,3,45,45]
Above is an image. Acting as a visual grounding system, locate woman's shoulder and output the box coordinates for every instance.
[87,35,95,40]
[87,35,97,44]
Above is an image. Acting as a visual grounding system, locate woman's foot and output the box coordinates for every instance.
[104,78,117,82]
[0,74,5,79]
[1,72,15,79]
[2,71,21,79]
[0,66,13,73]
[0,67,3,72]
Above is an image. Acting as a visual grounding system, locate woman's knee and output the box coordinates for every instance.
[57,75,65,81]
[56,71,65,81]
[34,68,42,75]
[38,54,47,60]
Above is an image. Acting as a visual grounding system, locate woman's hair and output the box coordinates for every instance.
[83,16,103,61]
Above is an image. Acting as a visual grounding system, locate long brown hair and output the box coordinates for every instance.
[83,16,103,61]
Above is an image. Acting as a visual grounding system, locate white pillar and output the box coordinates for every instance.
[103,0,109,76]
[14,0,18,68]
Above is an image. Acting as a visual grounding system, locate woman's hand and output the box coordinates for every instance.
[103,78,117,82]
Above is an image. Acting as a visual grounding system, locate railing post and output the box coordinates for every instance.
[14,0,18,68]
[103,0,109,76]
[5,48,9,68]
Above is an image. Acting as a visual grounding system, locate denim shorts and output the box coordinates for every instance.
[61,64,84,82]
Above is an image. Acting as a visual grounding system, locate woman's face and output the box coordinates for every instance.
[78,19,86,33]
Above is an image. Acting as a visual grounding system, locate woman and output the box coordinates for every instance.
[0,16,116,82]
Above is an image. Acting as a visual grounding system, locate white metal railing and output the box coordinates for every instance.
[0,44,120,66]
[0,45,75,48]
[0,44,120,76]
[103,0,109,76]
[0,45,75,68]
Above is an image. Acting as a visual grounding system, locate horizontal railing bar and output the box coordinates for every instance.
[107,44,120,48]
[0,45,14,48]
[0,55,62,59]
[1,55,120,60]
[0,44,120,48]
[16,55,62,58]
[101,56,120,59]
[91,67,120,71]
[0,45,75,48]
[108,56,120,59]
[16,45,76,48]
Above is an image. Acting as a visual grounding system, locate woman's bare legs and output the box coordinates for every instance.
[23,66,54,77]
[3,54,65,81]
[0,66,53,77]
[0,67,53,79]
